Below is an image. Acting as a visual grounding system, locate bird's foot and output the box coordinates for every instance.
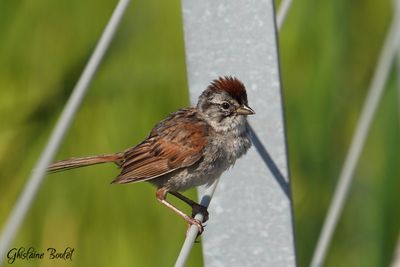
[191,204,209,222]
[185,217,205,240]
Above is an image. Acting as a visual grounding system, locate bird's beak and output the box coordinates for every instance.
[235,104,255,115]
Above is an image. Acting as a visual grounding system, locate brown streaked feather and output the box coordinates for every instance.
[111,108,209,184]
[48,153,123,172]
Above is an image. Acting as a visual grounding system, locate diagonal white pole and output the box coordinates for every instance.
[175,0,294,266]
[310,2,400,266]
[391,235,400,267]
[398,33,400,123]
[394,13,400,267]
[276,0,292,31]
[396,51,400,123]
[174,181,219,267]
[0,0,131,265]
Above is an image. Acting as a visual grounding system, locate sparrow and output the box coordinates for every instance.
[48,76,255,233]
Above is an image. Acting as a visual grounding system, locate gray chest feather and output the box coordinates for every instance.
[171,129,251,191]
[159,123,252,192]
[207,130,251,168]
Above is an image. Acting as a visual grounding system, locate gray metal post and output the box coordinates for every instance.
[181,0,297,266]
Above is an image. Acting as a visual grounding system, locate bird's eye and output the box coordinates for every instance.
[221,102,230,110]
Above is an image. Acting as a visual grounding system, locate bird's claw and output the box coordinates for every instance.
[186,217,205,240]
[191,204,209,222]
[191,218,204,233]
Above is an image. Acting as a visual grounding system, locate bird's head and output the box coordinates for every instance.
[197,76,255,133]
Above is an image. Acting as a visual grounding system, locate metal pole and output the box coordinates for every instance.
[310,1,400,266]
[175,181,219,267]
[277,0,293,31]
[0,1,131,265]
[391,235,400,267]
[177,0,296,266]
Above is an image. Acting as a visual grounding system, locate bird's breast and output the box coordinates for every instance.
[158,125,252,192]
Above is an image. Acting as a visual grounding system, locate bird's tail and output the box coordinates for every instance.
[47,153,123,173]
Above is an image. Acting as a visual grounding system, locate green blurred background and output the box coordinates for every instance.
[0,0,399,266]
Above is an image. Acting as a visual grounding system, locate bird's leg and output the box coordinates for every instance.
[156,188,204,234]
[169,191,209,222]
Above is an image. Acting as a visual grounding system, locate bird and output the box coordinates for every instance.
[48,76,255,233]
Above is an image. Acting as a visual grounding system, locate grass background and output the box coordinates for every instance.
[0,0,399,266]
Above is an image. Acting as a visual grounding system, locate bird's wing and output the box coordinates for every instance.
[112,110,209,184]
